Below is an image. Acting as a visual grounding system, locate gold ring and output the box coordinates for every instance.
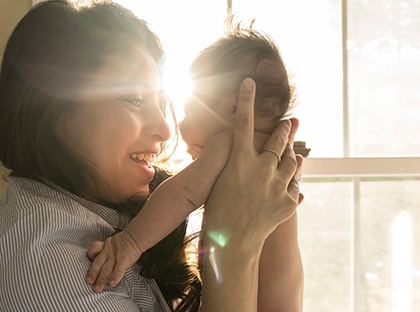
[262,149,281,163]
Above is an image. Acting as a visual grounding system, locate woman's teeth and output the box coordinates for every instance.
[130,153,156,167]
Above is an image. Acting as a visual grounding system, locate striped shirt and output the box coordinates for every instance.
[0,177,171,312]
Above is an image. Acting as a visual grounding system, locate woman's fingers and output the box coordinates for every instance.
[286,117,304,204]
[295,154,305,205]
[231,78,256,157]
[260,119,291,168]
[277,143,298,186]
[288,117,299,145]
[287,154,303,203]
[295,154,303,181]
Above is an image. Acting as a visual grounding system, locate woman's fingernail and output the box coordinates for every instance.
[241,78,253,91]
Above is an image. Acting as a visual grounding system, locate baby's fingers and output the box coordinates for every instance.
[85,241,106,285]
[91,258,116,293]
[108,261,130,287]
[87,241,104,261]
[85,248,107,284]
[85,242,115,292]
[94,256,136,291]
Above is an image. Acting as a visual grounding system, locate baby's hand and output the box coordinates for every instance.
[85,231,144,293]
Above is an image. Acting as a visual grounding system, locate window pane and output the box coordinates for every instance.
[359,178,420,311]
[348,0,420,156]
[232,0,343,157]
[299,177,420,311]
[299,179,352,311]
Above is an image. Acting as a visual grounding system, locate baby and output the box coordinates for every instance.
[86,21,297,293]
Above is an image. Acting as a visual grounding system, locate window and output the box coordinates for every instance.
[232,1,420,311]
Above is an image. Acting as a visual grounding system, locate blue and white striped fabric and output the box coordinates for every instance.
[0,177,171,312]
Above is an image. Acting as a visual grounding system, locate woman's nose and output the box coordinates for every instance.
[146,104,171,142]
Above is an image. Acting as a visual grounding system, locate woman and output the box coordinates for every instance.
[0,1,302,311]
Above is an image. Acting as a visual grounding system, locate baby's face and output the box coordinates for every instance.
[179,80,279,153]
[179,89,237,148]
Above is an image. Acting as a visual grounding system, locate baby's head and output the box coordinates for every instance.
[180,21,295,148]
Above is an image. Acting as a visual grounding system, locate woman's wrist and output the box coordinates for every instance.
[203,224,265,261]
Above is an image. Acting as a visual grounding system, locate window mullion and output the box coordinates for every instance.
[342,0,350,157]
[351,177,361,312]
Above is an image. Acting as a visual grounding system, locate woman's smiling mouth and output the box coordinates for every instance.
[130,153,156,168]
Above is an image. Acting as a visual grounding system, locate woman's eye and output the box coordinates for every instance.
[119,97,144,108]
[129,99,143,107]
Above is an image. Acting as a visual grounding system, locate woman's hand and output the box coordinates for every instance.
[200,78,301,312]
[204,78,300,252]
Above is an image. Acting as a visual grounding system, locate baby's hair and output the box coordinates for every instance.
[189,18,296,122]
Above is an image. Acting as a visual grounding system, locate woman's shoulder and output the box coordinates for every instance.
[0,177,170,312]
[0,177,116,241]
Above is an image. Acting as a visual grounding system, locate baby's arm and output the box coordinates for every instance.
[86,131,232,292]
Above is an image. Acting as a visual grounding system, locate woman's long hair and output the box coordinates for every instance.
[0,1,199,310]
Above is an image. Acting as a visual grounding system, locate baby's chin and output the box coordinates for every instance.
[186,144,204,160]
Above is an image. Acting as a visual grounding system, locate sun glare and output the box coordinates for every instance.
[161,63,192,119]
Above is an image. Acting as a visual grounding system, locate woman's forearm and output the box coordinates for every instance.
[201,238,263,312]
[258,212,304,312]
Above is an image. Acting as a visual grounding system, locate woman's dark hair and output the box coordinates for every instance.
[0,0,173,194]
[0,1,198,310]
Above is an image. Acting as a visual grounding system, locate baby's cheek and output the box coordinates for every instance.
[179,118,200,144]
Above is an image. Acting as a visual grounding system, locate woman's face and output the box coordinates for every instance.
[59,52,171,202]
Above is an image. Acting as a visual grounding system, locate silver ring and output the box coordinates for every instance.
[262,149,281,163]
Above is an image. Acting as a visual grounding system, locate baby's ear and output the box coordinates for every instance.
[253,131,271,153]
